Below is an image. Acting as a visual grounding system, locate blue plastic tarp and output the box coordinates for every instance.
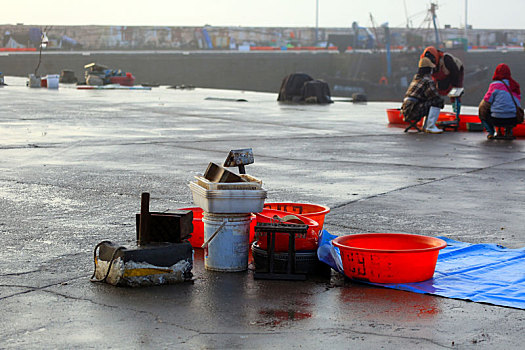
[318,231,525,309]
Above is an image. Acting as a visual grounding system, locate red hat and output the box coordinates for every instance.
[421,46,440,65]
[493,63,521,95]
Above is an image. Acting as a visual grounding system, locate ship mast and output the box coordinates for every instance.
[403,0,410,28]
[430,3,440,47]
[315,0,319,42]
[464,0,468,41]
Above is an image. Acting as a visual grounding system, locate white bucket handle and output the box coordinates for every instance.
[201,219,227,249]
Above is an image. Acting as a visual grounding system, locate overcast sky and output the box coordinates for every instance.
[2,0,523,30]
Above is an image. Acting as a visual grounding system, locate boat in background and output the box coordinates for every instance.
[84,62,135,87]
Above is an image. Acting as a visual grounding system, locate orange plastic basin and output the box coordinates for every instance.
[386,108,411,125]
[263,202,330,230]
[387,108,479,128]
[255,209,319,252]
[333,233,447,283]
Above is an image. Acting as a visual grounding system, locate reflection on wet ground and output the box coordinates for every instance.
[338,280,441,322]
[256,309,313,327]
[194,246,440,327]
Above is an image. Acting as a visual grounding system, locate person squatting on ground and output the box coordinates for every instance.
[401,57,445,133]
[478,63,522,139]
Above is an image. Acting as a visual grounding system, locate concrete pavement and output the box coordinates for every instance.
[1,77,524,349]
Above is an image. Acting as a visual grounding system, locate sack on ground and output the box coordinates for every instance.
[478,99,491,122]
[516,106,524,124]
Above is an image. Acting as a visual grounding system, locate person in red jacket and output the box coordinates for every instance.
[420,46,464,131]
[421,46,464,98]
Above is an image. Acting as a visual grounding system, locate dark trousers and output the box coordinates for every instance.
[482,116,517,135]
[401,97,443,123]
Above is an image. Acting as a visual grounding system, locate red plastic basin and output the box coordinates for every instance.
[333,233,447,283]
[255,209,319,252]
[179,207,204,248]
[263,202,330,230]
[181,203,329,250]
[109,73,135,86]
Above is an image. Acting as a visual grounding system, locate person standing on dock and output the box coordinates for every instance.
[401,57,445,133]
[421,46,464,103]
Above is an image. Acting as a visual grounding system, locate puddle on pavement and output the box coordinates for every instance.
[338,285,441,321]
[254,309,312,327]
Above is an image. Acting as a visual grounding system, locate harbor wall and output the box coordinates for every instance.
[2,50,525,106]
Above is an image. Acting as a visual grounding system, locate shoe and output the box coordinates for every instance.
[487,133,495,140]
[424,125,443,134]
[423,106,443,133]
[504,127,515,139]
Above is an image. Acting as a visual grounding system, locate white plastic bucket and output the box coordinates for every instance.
[28,74,41,88]
[202,213,252,272]
[46,74,59,89]
[189,181,266,213]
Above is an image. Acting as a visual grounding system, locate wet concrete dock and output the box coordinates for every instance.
[1,77,524,349]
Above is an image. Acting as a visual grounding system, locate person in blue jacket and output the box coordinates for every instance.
[479,63,522,139]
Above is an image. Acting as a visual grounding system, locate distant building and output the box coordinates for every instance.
[1,24,524,51]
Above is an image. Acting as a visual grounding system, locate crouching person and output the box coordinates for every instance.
[401,57,445,133]
[479,63,522,139]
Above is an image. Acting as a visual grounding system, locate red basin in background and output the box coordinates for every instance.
[386,108,525,136]
[109,73,135,86]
